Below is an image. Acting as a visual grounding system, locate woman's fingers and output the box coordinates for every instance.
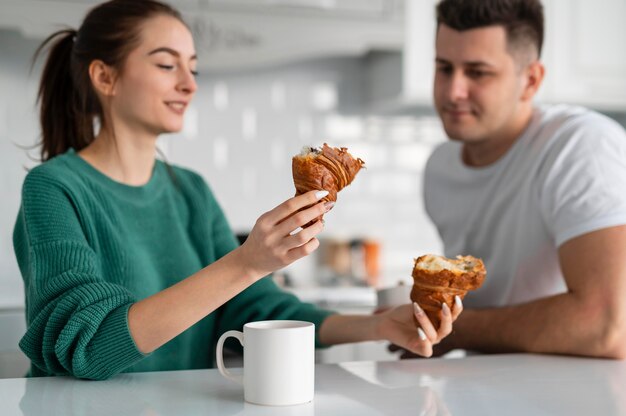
[436,303,453,339]
[265,190,328,226]
[434,297,463,341]
[413,302,438,341]
[413,300,459,347]
[452,295,463,320]
[277,200,331,237]
[239,191,334,278]
[285,236,321,263]
[282,219,324,251]
[382,301,462,359]
[407,330,433,357]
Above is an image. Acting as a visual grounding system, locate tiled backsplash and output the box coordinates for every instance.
[0,29,442,289]
[2,29,625,291]
[161,58,447,287]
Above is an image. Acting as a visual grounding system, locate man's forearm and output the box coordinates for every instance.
[449,292,626,359]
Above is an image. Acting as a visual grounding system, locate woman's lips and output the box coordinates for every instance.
[165,101,187,115]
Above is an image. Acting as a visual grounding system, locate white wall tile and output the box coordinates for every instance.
[311,82,337,112]
[0,32,448,286]
[241,107,257,142]
[270,81,287,111]
[213,82,229,110]
[182,104,199,140]
[393,143,433,172]
[213,137,228,169]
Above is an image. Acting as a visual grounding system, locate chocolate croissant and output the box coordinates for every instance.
[292,143,364,205]
[410,254,486,328]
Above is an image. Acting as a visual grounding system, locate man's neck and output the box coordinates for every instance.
[462,106,534,167]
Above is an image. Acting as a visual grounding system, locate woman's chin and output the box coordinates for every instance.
[160,124,184,135]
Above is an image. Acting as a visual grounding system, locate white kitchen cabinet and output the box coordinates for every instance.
[0,0,405,72]
[402,0,626,110]
[541,0,626,110]
[401,0,438,107]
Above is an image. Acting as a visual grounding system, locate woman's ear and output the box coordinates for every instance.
[520,60,545,102]
[89,60,117,97]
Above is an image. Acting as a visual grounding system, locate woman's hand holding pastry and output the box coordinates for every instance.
[237,190,331,280]
[376,298,463,357]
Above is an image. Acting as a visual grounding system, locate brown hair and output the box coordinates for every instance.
[436,0,544,60]
[34,0,184,161]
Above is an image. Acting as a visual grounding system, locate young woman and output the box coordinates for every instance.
[13,0,461,380]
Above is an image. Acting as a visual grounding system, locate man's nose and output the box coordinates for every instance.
[447,72,469,102]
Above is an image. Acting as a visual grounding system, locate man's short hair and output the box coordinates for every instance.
[436,0,544,61]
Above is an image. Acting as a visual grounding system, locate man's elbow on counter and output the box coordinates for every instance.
[594,316,626,360]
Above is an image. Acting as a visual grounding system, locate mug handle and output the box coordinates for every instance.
[216,330,244,385]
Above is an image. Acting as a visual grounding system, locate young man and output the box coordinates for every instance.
[422,0,626,358]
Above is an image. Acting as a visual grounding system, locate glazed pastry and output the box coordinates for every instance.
[292,143,364,207]
[410,254,486,328]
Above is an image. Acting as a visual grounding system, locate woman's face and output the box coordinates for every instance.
[110,14,198,137]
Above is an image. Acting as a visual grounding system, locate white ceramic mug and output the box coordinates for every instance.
[216,320,315,406]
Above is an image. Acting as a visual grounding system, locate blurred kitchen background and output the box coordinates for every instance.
[1,0,625,376]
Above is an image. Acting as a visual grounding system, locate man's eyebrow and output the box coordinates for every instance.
[148,47,197,60]
[435,57,494,68]
[464,61,494,68]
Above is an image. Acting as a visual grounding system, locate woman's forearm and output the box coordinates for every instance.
[127,191,330,354]
[128,247,258,354]
[318,314,382,346]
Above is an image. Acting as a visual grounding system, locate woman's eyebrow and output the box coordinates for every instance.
[148,47,197,60]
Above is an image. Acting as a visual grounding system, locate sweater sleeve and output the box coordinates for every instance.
[14,169,146,379]
[198,181,336,348]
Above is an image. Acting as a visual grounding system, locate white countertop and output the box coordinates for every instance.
[1,353,624,415]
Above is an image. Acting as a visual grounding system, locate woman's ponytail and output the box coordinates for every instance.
[35,29,93,161]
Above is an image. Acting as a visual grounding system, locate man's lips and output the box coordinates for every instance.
[444,108,474,118]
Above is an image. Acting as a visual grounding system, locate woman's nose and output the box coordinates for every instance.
[178,69,198,95]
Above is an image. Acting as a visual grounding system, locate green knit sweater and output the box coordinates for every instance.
[13,149,334,380]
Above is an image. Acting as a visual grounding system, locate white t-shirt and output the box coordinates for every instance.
[424,104,626,308]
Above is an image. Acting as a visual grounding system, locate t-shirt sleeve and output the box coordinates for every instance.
[540,117,626,247]
[14,169,146,379]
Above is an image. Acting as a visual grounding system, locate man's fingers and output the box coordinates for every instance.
[266,190,329,225]
[400,350,417,359]
[387,343,403,353]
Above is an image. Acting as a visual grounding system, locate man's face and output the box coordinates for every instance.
[433,24,528,144]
